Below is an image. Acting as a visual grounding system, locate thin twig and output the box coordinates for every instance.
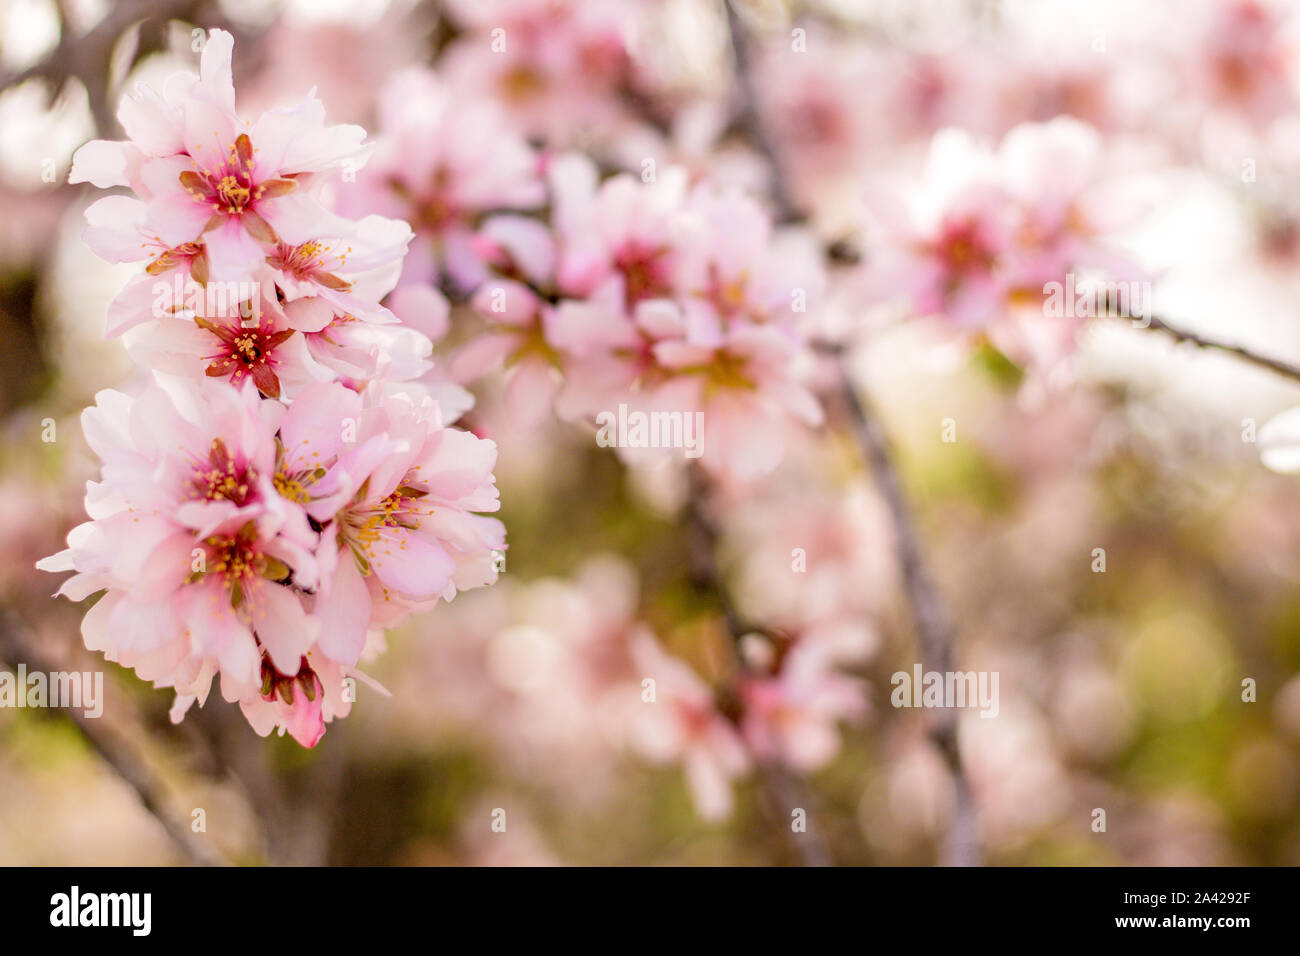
[723,0,802,224]
[0,611,225,866]
[829,358,979,866]
[1132,314,1300,385]
[686,466,833,866]
[721,0,976,864]
[2,0,202,134]
[755,761,834,867]
[685,468,752,647]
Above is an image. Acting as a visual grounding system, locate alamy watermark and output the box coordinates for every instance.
[0,665,103,718]
[50,886,150,936]
[595,403,704,459]
[151,275,261,320]
[891,665,999,718]
[1043,273,1153,327]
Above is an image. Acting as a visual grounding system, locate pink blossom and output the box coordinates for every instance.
[70,29,369,285]
[124,294,325,400]
[670,184,827,333]
[729,482,894,631]
[1190,0,1296,127]
[996,117,1144,292]
[239,653,352,749]
[453,278,562,424]
[473,556,657,775]
[39,377,504,746]
[861,129,1018,329]
[342,67,544,291]
[861,121,1144,356]
[37,379,326,744]
[265,215,413,318]
[446,217,562,422]
[276,274,444,390]
[626,633,750,821]
[544,295,672,420]
[755,30,881,207]
[438,0,639,145]
[532,156,825,479]
[314,387,506,636]
[80,194,207,337]
[287,303,432,388]
[650,324,824,481]
[385,284,476,422]
[548,154,689,305]
[738,621,873,773]
[44,26,509,752]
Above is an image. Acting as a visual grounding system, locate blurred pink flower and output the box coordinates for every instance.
[627,633,750,821]
[548,154,688,306]
[1191,0,1296,127]
[755,30,881,207]
[861,129,1017,329]
[739,621,873,773]
[729,482,893,630]
[529,156,825,479]
[453,279,561,424]
[650,324,824,481]
[439,0,639,144]
[861,119,1144,373]
[343,67,544,291]
[997,117,1144,291]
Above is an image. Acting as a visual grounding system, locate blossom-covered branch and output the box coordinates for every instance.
[722,0,978,864]
[39,31,506,749]
[828,363,979,867]
[686,466,833,866]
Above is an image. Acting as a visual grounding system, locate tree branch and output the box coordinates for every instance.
[1132,314,1300,385]
[828,359,978,866]
[686,465,833,866]
[1,0,238,137]
[722,0,977,865]
[0,611,225,866]
[723,0,802,224]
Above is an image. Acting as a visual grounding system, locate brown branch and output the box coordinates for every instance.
[0,0,234,137]
[755,761,833,867]
[723,0,802,224]
[686,465,833,866]
[828,361,978,866]
[723,0,977,865]
[184,701,345,866]
[0,610,225,866]
[685,467,753,647]
[1132,314,1300,384]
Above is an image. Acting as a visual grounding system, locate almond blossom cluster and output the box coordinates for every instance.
[339,66,546,294]
[436,0,642,145]
[347,61,829,484]
[444,154,828,481]
[860,117,1146,371]
[39,31,505,747]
